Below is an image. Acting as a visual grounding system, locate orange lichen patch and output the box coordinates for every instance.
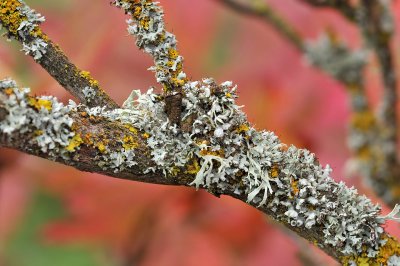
[142,132,150,139]
[122,135,138,150]
[79,71,99,87]
[65,134,83,152]
[82,133,94,145]
[341,235,400,266]
[28,97,52,111]
[225,92,232,98]
[4,88,14,95]
[185,158,200,175]
[351,111,376,131]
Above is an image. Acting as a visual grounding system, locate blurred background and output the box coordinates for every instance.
[1,0,400,265]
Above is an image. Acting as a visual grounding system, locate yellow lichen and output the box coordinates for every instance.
[351,111,375,131]
[80,70,99,87]
[0,0,23,35]
[96,142,106,153]
[170,166,180,176]
[269,164,279,178]
[290,178,299,197]
[34,129,43,136]
[185,158,200,175]
[28,97,52,111]
[122,135,138,150]
[66,134,83,152]
[168,48,179,60]
[124,124,138,134]
[236,124,250,133]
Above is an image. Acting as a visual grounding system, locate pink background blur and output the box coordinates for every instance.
[1,0,400,265]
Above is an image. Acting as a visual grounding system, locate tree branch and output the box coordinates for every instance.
[0,0,118,109]
[298,0,356,21]
[1,77,400,264]
[218,0,303,51]
[355,0,399,206]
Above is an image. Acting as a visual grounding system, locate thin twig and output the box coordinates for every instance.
[0,0,118,109]
[220,0,303,51]
[299,0,356,21]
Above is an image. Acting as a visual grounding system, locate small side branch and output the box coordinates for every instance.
[219,0,303,51]
[112,0,186,125]
[299,0,356,21]
[0,0,118,109]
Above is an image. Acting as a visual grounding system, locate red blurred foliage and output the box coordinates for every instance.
[2,0,400,265]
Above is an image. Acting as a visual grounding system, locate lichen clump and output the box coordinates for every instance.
[0,0,48,59]
[0,78,74,155]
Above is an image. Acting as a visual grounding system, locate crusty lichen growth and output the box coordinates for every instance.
[0,0,48,59]
[0,78,74,155]
[112,0,187,92]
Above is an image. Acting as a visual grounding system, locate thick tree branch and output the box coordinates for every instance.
[0,0,118,109]
[1,78,400,265]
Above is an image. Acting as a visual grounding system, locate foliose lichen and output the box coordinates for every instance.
[0,0,48,60]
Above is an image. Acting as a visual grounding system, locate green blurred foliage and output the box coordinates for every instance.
[4,190,113,266]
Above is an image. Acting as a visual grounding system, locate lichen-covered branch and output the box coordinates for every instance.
[0,0,118,109]
[112,0,187,125]
[355,0,399,206]
[1,77,400,265]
